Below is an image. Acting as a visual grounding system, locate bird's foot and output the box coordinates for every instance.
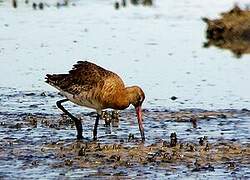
[77,134,84,140]
[93,136,98,141]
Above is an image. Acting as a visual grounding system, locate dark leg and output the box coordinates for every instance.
[56,99,83,140]
[93,114,100,141]
[138,123,145,142]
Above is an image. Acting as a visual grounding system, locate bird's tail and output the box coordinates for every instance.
[45,74,66,87]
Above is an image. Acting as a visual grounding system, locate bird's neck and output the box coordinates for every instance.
[124,86,137,103]
[110,86,136,110]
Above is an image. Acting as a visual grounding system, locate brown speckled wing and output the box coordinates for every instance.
[45,61,116,95]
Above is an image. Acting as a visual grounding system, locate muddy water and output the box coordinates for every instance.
[0,0,250,179]
[0,105,250,178]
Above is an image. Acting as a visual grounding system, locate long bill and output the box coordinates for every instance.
[136,106,145,142]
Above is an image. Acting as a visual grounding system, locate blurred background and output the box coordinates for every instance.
[0,0,250,111]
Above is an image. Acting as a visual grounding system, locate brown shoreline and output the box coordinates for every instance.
[203,5,250,57]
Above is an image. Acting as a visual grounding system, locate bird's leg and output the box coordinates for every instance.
[56,99,83,140]
[93,113,100,141]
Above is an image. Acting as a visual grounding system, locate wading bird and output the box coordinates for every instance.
[45,61,145,141]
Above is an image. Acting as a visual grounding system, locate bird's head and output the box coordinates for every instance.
[126,86,145,108]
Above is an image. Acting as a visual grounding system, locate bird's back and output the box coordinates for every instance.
[45,61,126,110]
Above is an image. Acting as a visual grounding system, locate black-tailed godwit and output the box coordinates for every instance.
[45,61,145,141]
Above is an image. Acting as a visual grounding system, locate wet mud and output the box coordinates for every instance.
[203,5,250,57]
[1,108,250,178]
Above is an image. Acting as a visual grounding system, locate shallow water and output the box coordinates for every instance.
[0,0,250,110]
[0,0,250,179]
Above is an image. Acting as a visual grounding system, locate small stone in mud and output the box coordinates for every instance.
[228,162,236,169]
[95,143,102,151]
[207,164,215,171]
[102,145,109,150]
[162,140,168,147]
[64,159,73,166]
[204,143,210,151]
[31,160,39,166]
[48,93,55,98]
[9,123,22,129]
[112,144,121,150]
[25,92,36,96]
[109,154,121,162]
[78,147,85,156]
[111,111,119,127]
[187,144,195,152]
[29,104,38,108]
[192,162,215,172]
[161,153,172,163]
[8,141,13,146]
[16,123,22,129]
[185,128,192,132]
[217,114,227,119]
[230,138,237,142]
[40,92,47,96]
[146,154,156,163]
[198,137,204,146]
[111,111,119,120]
[192,160,204,172]
[190,116,197,128]
[27,116,38,127]
[113,171,127,176]
[105,118,111,126]
[199,136,208,146]
[170,132,177,147]
[101,111,113,126]
[128,133,135,141]
[241,108,249,112]
[170,96,178,100]
[49,124,58,128]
